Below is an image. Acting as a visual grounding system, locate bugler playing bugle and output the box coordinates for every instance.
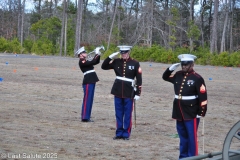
[77,46,103,122]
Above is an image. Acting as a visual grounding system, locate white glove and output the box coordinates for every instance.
[96,51,101,56]
[134,95,140,101]
[196,115,202,118]
[109,52,119,59]
[95,47,101,56]
[169,63,180,71]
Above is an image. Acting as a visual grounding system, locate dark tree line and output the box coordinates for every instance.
[1,0,240,55]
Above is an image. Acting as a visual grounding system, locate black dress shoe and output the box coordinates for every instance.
[81,119,94,122]
[113,136,122,140]
[238,132,240,136]
[122,137,129,140]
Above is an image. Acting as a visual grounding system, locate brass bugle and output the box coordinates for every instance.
[86,45,105,61]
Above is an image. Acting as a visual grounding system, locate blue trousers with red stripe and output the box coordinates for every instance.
[177,118,200,159]
[114,96,134,138]
[81,83,95,120]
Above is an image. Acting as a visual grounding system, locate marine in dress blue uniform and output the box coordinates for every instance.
[77,46,101,122]
[101,46,142,140]
[162,54,207,159]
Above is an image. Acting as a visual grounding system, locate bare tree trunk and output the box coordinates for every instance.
[127,0,137,44]
[117,0,122,45]
[37,0,42,20]
[21,0,26,50]
[107,0,118,50]
[104,1,109,43]
[49,0,53,17]
[189,0,194,52]
[220,0,230,53]
[168,1,172,50]
[18,0,21,41]
[135,0,139,19]
[210,0,219,53]
[82,0,88,41]
[229,2,233,53]
[60,0,66,56]
[74,0,83,55]
[200,0,206,48]
[147,0,153,47]
[64,0,68,56]
[54,0,58,16]
[164,0,169,49]
[209,1,213,39]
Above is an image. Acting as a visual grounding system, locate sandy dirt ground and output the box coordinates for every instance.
[0,53,240,160]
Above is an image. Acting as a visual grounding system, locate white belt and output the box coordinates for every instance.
[175,95,198,100]
[116,76,135,87]
[83,70,95,75]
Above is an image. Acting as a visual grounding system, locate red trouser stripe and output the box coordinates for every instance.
[83,84,89,118]
[194,118,198,155]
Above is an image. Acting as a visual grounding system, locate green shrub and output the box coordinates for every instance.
[229,52,240,67]
[211,52,230,66]
[210,53,218,66]
[149,46,165,62]
[0,37,22,53]
[81,43,240,67]
[218,52,230,66]
[41,41,54,55]
[31,41,42,54]
[159,50,175,63]
[31,38,55,55]
[0,37,8,52]
[131,46,145,61]
[8,38,22,53]
[14,38,240,68]
[183,46,209,65]
[23,38,34,54]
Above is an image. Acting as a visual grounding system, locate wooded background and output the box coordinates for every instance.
[1,0,240,56]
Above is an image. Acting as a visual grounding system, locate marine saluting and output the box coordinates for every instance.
[101,45,142,140]
[162,54,208,159]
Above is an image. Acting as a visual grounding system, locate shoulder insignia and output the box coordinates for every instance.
[200,84,206,93]
[138,67,142,74]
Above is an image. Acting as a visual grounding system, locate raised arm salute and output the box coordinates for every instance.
[162,54,207,159]
[101,45,142,140]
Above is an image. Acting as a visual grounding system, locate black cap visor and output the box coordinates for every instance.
[181,61,193,66]
[120,50,129,54]
[79,51,86,54]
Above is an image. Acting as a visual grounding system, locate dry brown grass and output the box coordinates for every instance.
[0,53,240,160]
